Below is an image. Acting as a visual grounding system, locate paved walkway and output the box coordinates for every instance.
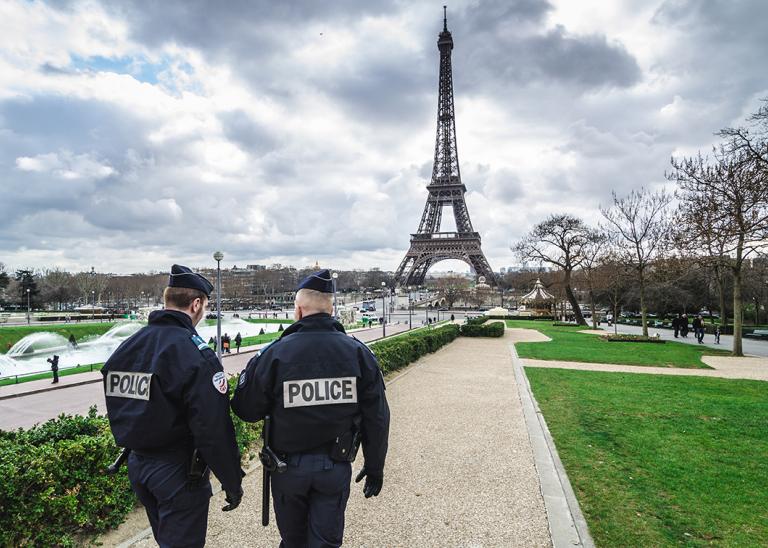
[108,331,554,547]
[522,354,768,382]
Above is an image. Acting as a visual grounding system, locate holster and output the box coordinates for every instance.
[330,416,362,463]
[188,449,209,481]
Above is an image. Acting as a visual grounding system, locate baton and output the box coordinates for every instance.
[106,447,131,474]
[261,416,272,526]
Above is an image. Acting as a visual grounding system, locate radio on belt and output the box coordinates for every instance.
[283,376,357,408]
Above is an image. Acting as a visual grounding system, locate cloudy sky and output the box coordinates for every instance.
[1,0,766,274]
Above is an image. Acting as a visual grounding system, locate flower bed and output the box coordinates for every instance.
[602,333,666,343]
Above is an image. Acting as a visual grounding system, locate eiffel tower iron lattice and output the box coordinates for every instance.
[393,8,496,287]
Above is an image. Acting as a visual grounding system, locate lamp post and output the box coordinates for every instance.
[408,286,413,330]
[381,281,386,337]
[91,290,95,321]
[26,288,31,325]
[332,272,339,319]
[213,251,224,362]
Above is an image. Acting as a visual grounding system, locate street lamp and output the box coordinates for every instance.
[408,286,413,330]
[26,288,31,325]
[332,272,339,319]
[381,281,386,337]
[91,290,95,321]
[213,251,224,362]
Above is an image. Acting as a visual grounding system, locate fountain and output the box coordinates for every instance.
[7,333,71,357]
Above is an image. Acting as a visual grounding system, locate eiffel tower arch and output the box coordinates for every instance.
[394,8,495,287]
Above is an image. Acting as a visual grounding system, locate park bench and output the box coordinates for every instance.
[745,329,768,339]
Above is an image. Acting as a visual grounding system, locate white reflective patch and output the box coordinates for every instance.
[212,371,228,394]
[106,371,152,401]
[283,377,357,408]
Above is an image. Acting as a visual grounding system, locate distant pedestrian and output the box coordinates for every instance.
[209,336,217,352]
[672,314,681,338]
[680,314,689,338]
[451,314,455,322]
[693,315,705,343]
[68,334,78,349]
[222,333,231,354]
[47,355,60,384]
[234,332,242,353]
[714,325,721,344]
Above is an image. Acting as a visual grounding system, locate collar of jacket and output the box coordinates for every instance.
[148,309,195,331]
[280,313,346,338]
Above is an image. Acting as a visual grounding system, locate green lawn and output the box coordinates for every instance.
[507,320,729,368]
[0,323,116,354]
[526,368,768,547]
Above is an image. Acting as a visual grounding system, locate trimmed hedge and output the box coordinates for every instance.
[460,321,505,338]
[370,324,460,373]
[0,378,261,547]
[0,407,135,547]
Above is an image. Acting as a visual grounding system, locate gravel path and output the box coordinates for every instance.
[522,355,768,381]
[124,332,552,547]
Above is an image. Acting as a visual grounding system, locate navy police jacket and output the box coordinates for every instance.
[232,313,390,474]
[102,309,242,493]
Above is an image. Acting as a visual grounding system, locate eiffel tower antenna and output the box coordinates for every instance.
[393,9,496,287]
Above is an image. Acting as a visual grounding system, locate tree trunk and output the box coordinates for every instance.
[732,267,744,357]
[590,289,597,330]
[639,269,648,337]
[563,270,587,325]
[716,270,728,334]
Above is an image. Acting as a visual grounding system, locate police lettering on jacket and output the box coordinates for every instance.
[283,377,357,408]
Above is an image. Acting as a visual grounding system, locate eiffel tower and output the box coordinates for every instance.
[394,8,495,287]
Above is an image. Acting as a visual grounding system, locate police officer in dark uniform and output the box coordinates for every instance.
[102,264,244,548]
[232,269,390,548]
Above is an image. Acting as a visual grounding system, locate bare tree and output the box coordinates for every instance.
[593,251,633,335]
[434,274,470,308]
[669,147,768,355]
[601,188,672,336]
[40,268,75,310]
[579,231,609,329]
[514,214,601,325]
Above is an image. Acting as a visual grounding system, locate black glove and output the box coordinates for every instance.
[222,486,243,511]
[354,467,383,498]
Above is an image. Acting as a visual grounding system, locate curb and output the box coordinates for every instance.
[509,343,595,548]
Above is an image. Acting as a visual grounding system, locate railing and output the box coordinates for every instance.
[0,363,100,385]
[411,232,479,240]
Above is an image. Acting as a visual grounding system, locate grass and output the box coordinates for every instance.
[526,368,768,547]
[0,323,116,354]
[506,320,729,368]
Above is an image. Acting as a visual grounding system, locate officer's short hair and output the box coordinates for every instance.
[296,288,333,312]
[163,287,208,309]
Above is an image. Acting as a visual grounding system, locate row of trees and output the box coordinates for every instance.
[513,101,768,356]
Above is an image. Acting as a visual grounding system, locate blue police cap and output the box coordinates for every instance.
[168,264,214,298]
[297,269,334,293]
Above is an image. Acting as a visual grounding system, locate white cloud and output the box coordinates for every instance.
[15,151,115,180]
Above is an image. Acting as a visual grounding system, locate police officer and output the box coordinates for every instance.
[232,269,390,548]
[102,264,244,548]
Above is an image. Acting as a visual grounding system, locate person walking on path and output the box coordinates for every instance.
[208,336,217,352]
[47,354,59,384]
[681,314,689,338]
[233,269,390,548]
[222,333,231,354]
[672,314,681,338]
[101,264,244,548]
[234,332,242,354]
[715,325,721,344]
[692,315,705,343]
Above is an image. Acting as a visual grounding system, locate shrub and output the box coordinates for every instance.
[0,407,135,547]
[460,321,505,337]
[370,324,460,374]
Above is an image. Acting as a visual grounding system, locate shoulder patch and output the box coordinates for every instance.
[191,334,210,352]
[238,370,247,386]
[212,371,228,394]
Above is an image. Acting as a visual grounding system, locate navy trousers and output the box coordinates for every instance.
[127,452,212,548]
[271,453,352,548]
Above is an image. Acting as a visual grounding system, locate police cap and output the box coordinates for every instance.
[297,269,334,293]
[168,264,214,298]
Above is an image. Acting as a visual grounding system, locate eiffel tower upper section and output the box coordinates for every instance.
[393,7,495,287]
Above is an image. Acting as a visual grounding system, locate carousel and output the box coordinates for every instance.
[518,278,555,317]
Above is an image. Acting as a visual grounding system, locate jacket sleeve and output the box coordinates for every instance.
[231,350,275,422]
[183,353,242,494]
[357,344,390,474]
